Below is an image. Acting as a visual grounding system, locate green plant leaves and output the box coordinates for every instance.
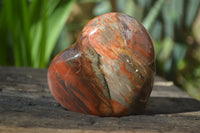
[142,0,164,31]
[185,0,200,28]
[45,0,75,67]
[0,2,9,65]
[0,0,75,68]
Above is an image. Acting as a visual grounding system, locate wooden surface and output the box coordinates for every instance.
[0,66,200,133]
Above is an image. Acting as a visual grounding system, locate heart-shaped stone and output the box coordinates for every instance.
[48,13,155,117]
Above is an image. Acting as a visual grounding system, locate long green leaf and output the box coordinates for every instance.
[185,0,200,27]
[46,0,61,16]
[142,0,165,31]
[44,0,75,66]
[39,1,48,68]
[4,0,22,66]
[30,1,45,67]
[30,0,58,67]
[29,0,43,24]
[20,0,31,66]
[0,2,9,65]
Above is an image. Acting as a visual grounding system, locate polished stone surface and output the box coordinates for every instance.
[48,13,155,116]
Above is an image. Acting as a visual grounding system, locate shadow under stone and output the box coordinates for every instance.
[145,97,200,115]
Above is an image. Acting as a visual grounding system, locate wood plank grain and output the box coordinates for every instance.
[0,66,200,133]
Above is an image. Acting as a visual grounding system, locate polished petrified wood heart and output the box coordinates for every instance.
[48,13,155,117]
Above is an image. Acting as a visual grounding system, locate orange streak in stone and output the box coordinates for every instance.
[120,63,142,94]
[110,100,128,116]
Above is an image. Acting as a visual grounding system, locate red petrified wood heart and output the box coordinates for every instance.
[48,13,155,117]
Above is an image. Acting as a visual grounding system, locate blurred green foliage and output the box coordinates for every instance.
[0,0,200,100]
[0,0,75,67]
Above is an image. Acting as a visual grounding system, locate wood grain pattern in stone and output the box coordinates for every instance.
[48,13,155,116]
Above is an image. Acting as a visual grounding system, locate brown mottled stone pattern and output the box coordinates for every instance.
[48,13,155,117]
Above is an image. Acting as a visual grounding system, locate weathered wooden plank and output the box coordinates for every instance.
[0,66,200,133]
